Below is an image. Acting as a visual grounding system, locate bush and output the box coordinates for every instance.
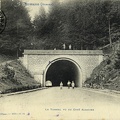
[106,59,111,64]
[114,60,120,69]
[2,64,15,80]
[114,50,120,69]
[1,84,41,94]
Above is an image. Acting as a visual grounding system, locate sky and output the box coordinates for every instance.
[21,0,67,20]
[21,0,51,20]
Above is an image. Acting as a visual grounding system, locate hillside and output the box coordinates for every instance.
[85,41,120,91]
[0,54,15,64]
[0,59,40,93]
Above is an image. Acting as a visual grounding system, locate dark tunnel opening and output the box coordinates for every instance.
[46,60,80,87]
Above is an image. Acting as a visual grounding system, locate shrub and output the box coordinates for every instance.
[114,50,120,69]
[2,64,15,80]
[106,59,111,64]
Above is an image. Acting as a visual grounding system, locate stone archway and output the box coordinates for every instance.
[44,58,82,87]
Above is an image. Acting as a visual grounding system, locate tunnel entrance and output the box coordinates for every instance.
[45,60,80,87]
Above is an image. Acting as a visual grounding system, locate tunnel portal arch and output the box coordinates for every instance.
[22,50,104,87]
[43,58,82,87]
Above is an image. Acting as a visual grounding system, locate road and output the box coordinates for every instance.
[0,87,120,120]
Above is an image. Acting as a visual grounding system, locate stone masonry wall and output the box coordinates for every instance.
[22,50,103,87]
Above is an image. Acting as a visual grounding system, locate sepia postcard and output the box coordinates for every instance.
[0,0,120,119]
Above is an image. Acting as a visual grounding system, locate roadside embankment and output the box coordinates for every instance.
[0,59,40,94]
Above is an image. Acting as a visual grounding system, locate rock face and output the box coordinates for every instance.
[85,41,120,91]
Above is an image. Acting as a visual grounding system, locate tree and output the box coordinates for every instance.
[114,50,120,69]
[32,0,120,50]
[1,0,32,56]
[33,6,47,38]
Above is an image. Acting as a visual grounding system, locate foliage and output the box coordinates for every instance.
[84,45,120,90]
[114,50,120,69]
[2,84,41,94]
[1,0,120,51]
[0,59,41,93]
[1,64,15,81]
[1,0,33,55]
[33,0,120,50]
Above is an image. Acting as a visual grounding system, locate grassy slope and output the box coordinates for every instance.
[0,54,16,64]
[85,44,120,91]
[0,59,40,93]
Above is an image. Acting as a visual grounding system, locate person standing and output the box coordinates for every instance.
[63,43,66,50]
[60,82,63,89]
[71,81,75,89]
[69,44,72,50]
[67,81,71,89]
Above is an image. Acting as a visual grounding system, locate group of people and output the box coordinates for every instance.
[60,81,75,89]
[54,44,72,50]
[63,43,72,50]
